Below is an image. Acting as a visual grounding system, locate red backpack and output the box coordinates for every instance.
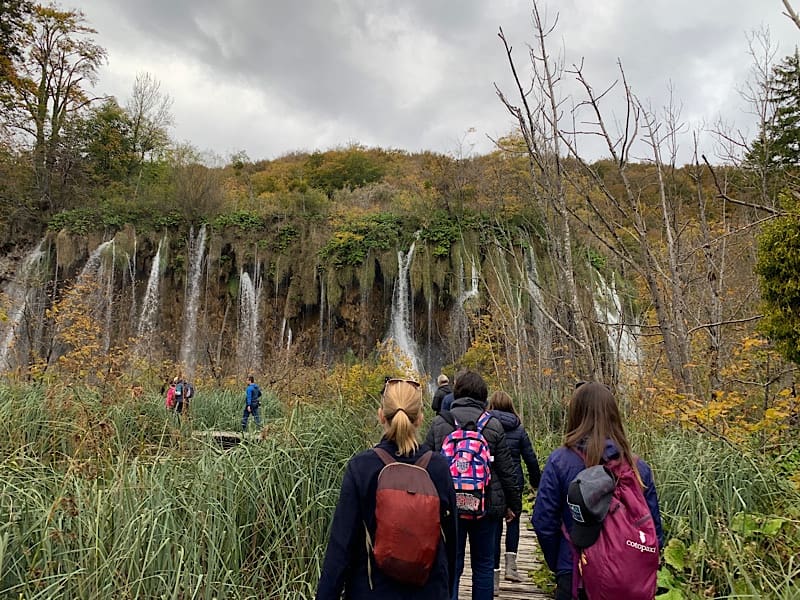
[366,448,441,587]
[567,456,659,600]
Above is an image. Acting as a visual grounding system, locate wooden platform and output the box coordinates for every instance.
[458,513,551,599]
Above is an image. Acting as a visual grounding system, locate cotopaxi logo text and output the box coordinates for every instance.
[626,539,657,553]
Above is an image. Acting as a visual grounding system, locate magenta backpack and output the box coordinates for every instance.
[566,455,659,599]
[440,411,493,519]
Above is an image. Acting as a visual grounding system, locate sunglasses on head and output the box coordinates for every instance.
[382,377,421,394]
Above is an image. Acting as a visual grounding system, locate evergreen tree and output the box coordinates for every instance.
[749,49,800,169]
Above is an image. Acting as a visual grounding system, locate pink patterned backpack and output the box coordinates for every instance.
[440,411,493,519]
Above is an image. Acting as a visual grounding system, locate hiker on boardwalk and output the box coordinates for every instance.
[242,375,262,432]
[532,382,664,600]
[424,370,521,600]
[316,378,458,600]
[488,390,541,592]
[431,373,452,414]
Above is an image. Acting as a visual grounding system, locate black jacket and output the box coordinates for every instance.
[316,437,458,600]
[490,409,541,490]
[431,384,452,413]
[423,396,522,519]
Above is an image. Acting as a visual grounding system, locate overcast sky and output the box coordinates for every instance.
[77,0,798,164]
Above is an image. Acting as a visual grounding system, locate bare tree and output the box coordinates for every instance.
[126,72,173,164]
[495,3,599,383]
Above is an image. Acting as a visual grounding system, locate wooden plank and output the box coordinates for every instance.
[458,513,551,599]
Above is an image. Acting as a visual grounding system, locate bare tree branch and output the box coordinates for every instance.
[701,155,783,214]
[782,0,800,29]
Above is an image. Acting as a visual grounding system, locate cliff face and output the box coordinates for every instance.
[0,222,548,374]
[0,217,624,384]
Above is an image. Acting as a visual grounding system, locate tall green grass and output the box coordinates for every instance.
[0,384,376,599]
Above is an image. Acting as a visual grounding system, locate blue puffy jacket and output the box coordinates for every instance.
[490,410,541,490]
[532,440,664,577]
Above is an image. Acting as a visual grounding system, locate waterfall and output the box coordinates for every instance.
[457,256,479,305]
[593,271,640,366]
[102,242,116,352]
[0,240,46,372]
[77,240,114,283]
[449,253,479,358]
[237,271,261,372]
[180,225,207,376]
[137,237,164,340]
[387,240,423,376]
[525,247,546,330]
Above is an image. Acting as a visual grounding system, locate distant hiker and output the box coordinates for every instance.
[488,390,541,591]
[165,380,176,410]
[175,378,194,418]
[440,390,455,412]
[424,370,521,600]
[431,373,452,414]
[242,375,262,432]
[532,382,664,600]
[174,377,190,420]
[316,378,458,600]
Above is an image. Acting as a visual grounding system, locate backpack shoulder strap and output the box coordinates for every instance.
[475,411,493,433]
[373,447,396,466]
[414,450,433,469]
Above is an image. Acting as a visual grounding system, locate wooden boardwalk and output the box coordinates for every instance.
[459,513,551,599]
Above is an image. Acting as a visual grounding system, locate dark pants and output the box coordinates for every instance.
[556,573,587,600]
[493,513,521,568]
[241,405,261,431]
[452,516,499,600]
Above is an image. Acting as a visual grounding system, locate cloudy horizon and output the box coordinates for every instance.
[78,0,798,164]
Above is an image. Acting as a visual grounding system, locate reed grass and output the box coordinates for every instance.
[0,384,375,599]
[1,383,797,598]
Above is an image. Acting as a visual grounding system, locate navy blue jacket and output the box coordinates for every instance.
[440,392,454,412]
[532,440,664,577]
[489,410,541,490]
[316,438,458,600]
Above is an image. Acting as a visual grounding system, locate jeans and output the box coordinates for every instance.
[556,573,587,600]
[452,516,499,600]
[493,514,521,568]
[241,405,261,431]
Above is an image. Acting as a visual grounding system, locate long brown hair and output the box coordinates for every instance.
[381,379,424,456]
[488,390,518,417]
[564,382,636,471]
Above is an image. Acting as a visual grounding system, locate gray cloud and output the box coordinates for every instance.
[79,0,798,162]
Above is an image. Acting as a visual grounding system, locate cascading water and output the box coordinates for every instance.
[0,240,46,372]
[593,271,640,366]
[102,243,116,352]
[525,247,546,330]
[450,253,479,358]
[237,271,261,373]
[180,225,207,377]
[137,237,164,341]
[78,240,114,282]
[387,240,423,376]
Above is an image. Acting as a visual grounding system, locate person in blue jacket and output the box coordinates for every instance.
[241,375,262,432]
[316,378,458,600]
[532,382,664,600]
[488,390,541,590]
